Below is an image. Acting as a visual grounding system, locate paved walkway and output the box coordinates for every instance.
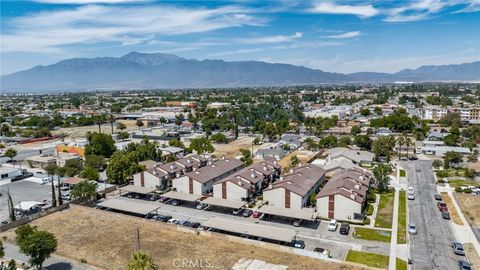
[388,188,400,270]
[3,242,95,270]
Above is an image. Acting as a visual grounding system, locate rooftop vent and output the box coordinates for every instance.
[251,173,256,178]
[354,184,360,190]
[350,194,356,200]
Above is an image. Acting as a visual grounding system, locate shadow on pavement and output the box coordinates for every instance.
[45,262,73,270]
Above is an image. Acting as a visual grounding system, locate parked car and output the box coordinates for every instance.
[458,260,471,270]
[190,222,201,228]
[452,242,465,256]
[291,240,305,249]
[252,211,262,218]
[407,193,415,200]
[434,194,442,201]
[408,223,417,235]
[442,211,451,220]
[313,247,331,258]
[179,220,191,227]
[171,199,179,206]
[407,186,414,194]
[339,223,350,235]
[158,196,170,203]
[437,202,448,212]
[328,220,337,231]
[150,214,171,222]
[292,219,302,227]
[167,218,179,224]
[196,203,207,210]
[232,208,244,215]
[242,209,253,217]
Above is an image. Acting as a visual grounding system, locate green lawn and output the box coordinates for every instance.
[397,191,407,244]
[447,179,480,189]
[353,227,391,242]
[345,250,389,269]
[375,191,394,228]
[396,258,407,270]
[399,169,406,177]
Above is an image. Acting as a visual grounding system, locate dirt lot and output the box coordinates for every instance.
[51,120,139,139]
[441,193,463,225]
[213,136,276,159]
[455,193,480,227]
[278,149,317,168]
[1,206,368,270]
[465,243,480,270]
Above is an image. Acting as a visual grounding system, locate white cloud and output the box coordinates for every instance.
[454,0,480,13]
[236,32,303,44]
[384,0,456,22]
[327,31,361,39]
[1,4,265,53]
[309,2,379,18]
[32,0,149,4]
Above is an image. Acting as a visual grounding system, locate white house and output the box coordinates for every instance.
[263,165,325,209]
[173,158,243,195]
[315,147,374,167]
[316,168,371,221]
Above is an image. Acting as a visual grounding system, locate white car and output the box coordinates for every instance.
[407,187,414,194]
[167,218,179,224]
[328,219,337,231]
[407,193,415,200]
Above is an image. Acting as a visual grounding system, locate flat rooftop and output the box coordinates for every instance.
[119,184,156,195]
[203,217,297,243]
[97,197,160,215]
[161,191,202,202]
[202,197,246,209]
[257,205,317,221]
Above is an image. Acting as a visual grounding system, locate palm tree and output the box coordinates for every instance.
[397,136,405,160]
[44,164,58,207]
[55,166,66,206]
[405,136,412,160]
[127,250,158,270]
[95,114,105,133]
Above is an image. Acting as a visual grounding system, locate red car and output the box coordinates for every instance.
[437,202,448,212]
[252,211,262,218]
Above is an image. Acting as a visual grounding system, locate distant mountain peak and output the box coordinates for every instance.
[120,51,185,66]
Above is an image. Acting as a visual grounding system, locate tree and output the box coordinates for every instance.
[373,163,392,192]
[350,125,361,135]
[396,136,405,159]
[44,164,58,207]
[7,190,15,222]
[127,250,158,270]
[290,155,300,167]
[85,133,116,158]
[443,151,463,169]
[432,159,444,169]
[372,136,396,162]
[404,136,412,159]
[106,151,144,185]
[168,139,185,148]
[240,148,253,166]
[71,180,97,201]
[85,154,106,170]
[79,166,100,181]
[15,225,57,270]
[94,114,106,133]
[467,150,478,162]
[136,120,144,130]
[4,148,17,162]
[354,135,372,150]
[360,108,371,116]
[118,131,130,140]
[253,137,262,145]
[189,137,215,154]
[211,133,228,144]
[0,239,4,258]
[338,136,351,147]
[374,107,382,115]
[116,122,127,131]
[109,114,115,134]
[175,114,184,126]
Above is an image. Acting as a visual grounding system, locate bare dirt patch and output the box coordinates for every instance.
[213,136,275,159]
[52,120,139,139]
[278,150,317,169]
[455,193,480,227]
[465,243,480,270]
[1,206,367,270]
[441,193,463,225]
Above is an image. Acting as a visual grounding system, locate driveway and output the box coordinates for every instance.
[402,160,458,270]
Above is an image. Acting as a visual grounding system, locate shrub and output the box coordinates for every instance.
[455,187,463,193]
[363,217,371,225]
[80,258,87,263]
[367,193,376,203]
[365,204,374,216]
[464,189,472,194]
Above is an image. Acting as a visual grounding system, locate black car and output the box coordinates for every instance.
[291,240,305,249]
[190,222,201,228]
[434,194,442,201]
[442,211,451,220]
[339,223,350,235]
[179,220,191,227]
[458,260,471,270]
[242,209,253,217]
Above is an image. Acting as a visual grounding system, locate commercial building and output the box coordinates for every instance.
[316,168,372,221]
[172,158,243,195]
[263,165,325,209]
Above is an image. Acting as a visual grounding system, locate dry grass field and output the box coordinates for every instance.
[52,120,139,138]
[465,243,480,270]
[1,206,368,270]
[278,150,317,169]
[455,193,480,227]
[213,136,276,159]
[440,193,463,225]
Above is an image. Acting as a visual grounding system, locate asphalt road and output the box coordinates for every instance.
[0,146,55,164]
[402,160,459,270]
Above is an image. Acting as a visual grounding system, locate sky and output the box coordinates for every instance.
[1,0,479,75]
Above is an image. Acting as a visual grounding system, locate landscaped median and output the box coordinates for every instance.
[374,191,394,229]
[345,250,389,269]
[353,227,391,242]
[396,258,408,270]
[397,191,407,244]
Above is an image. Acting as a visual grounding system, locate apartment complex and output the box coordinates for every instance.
[423,106,480,122]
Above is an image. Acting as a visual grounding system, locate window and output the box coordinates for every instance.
[1,174,8,179]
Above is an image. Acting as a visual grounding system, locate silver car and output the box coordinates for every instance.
[408,223,417,235]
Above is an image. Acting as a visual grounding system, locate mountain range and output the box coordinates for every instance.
[1,52,479,92]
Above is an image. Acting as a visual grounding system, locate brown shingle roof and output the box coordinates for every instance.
[316,168,372,204]
[187,158,243,184]
[269,165,325,196]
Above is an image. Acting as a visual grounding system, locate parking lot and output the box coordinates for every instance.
[97,195,390,260]
[0,179,53,222]
[402,160,459,270]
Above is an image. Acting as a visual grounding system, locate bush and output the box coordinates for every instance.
[464,189,472,194]
[365,204,374,216]
[437,179,445,184]
[363,217,371,225]
[367,193,376,203]
[80,258,87,263]
[455,187,463,193]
